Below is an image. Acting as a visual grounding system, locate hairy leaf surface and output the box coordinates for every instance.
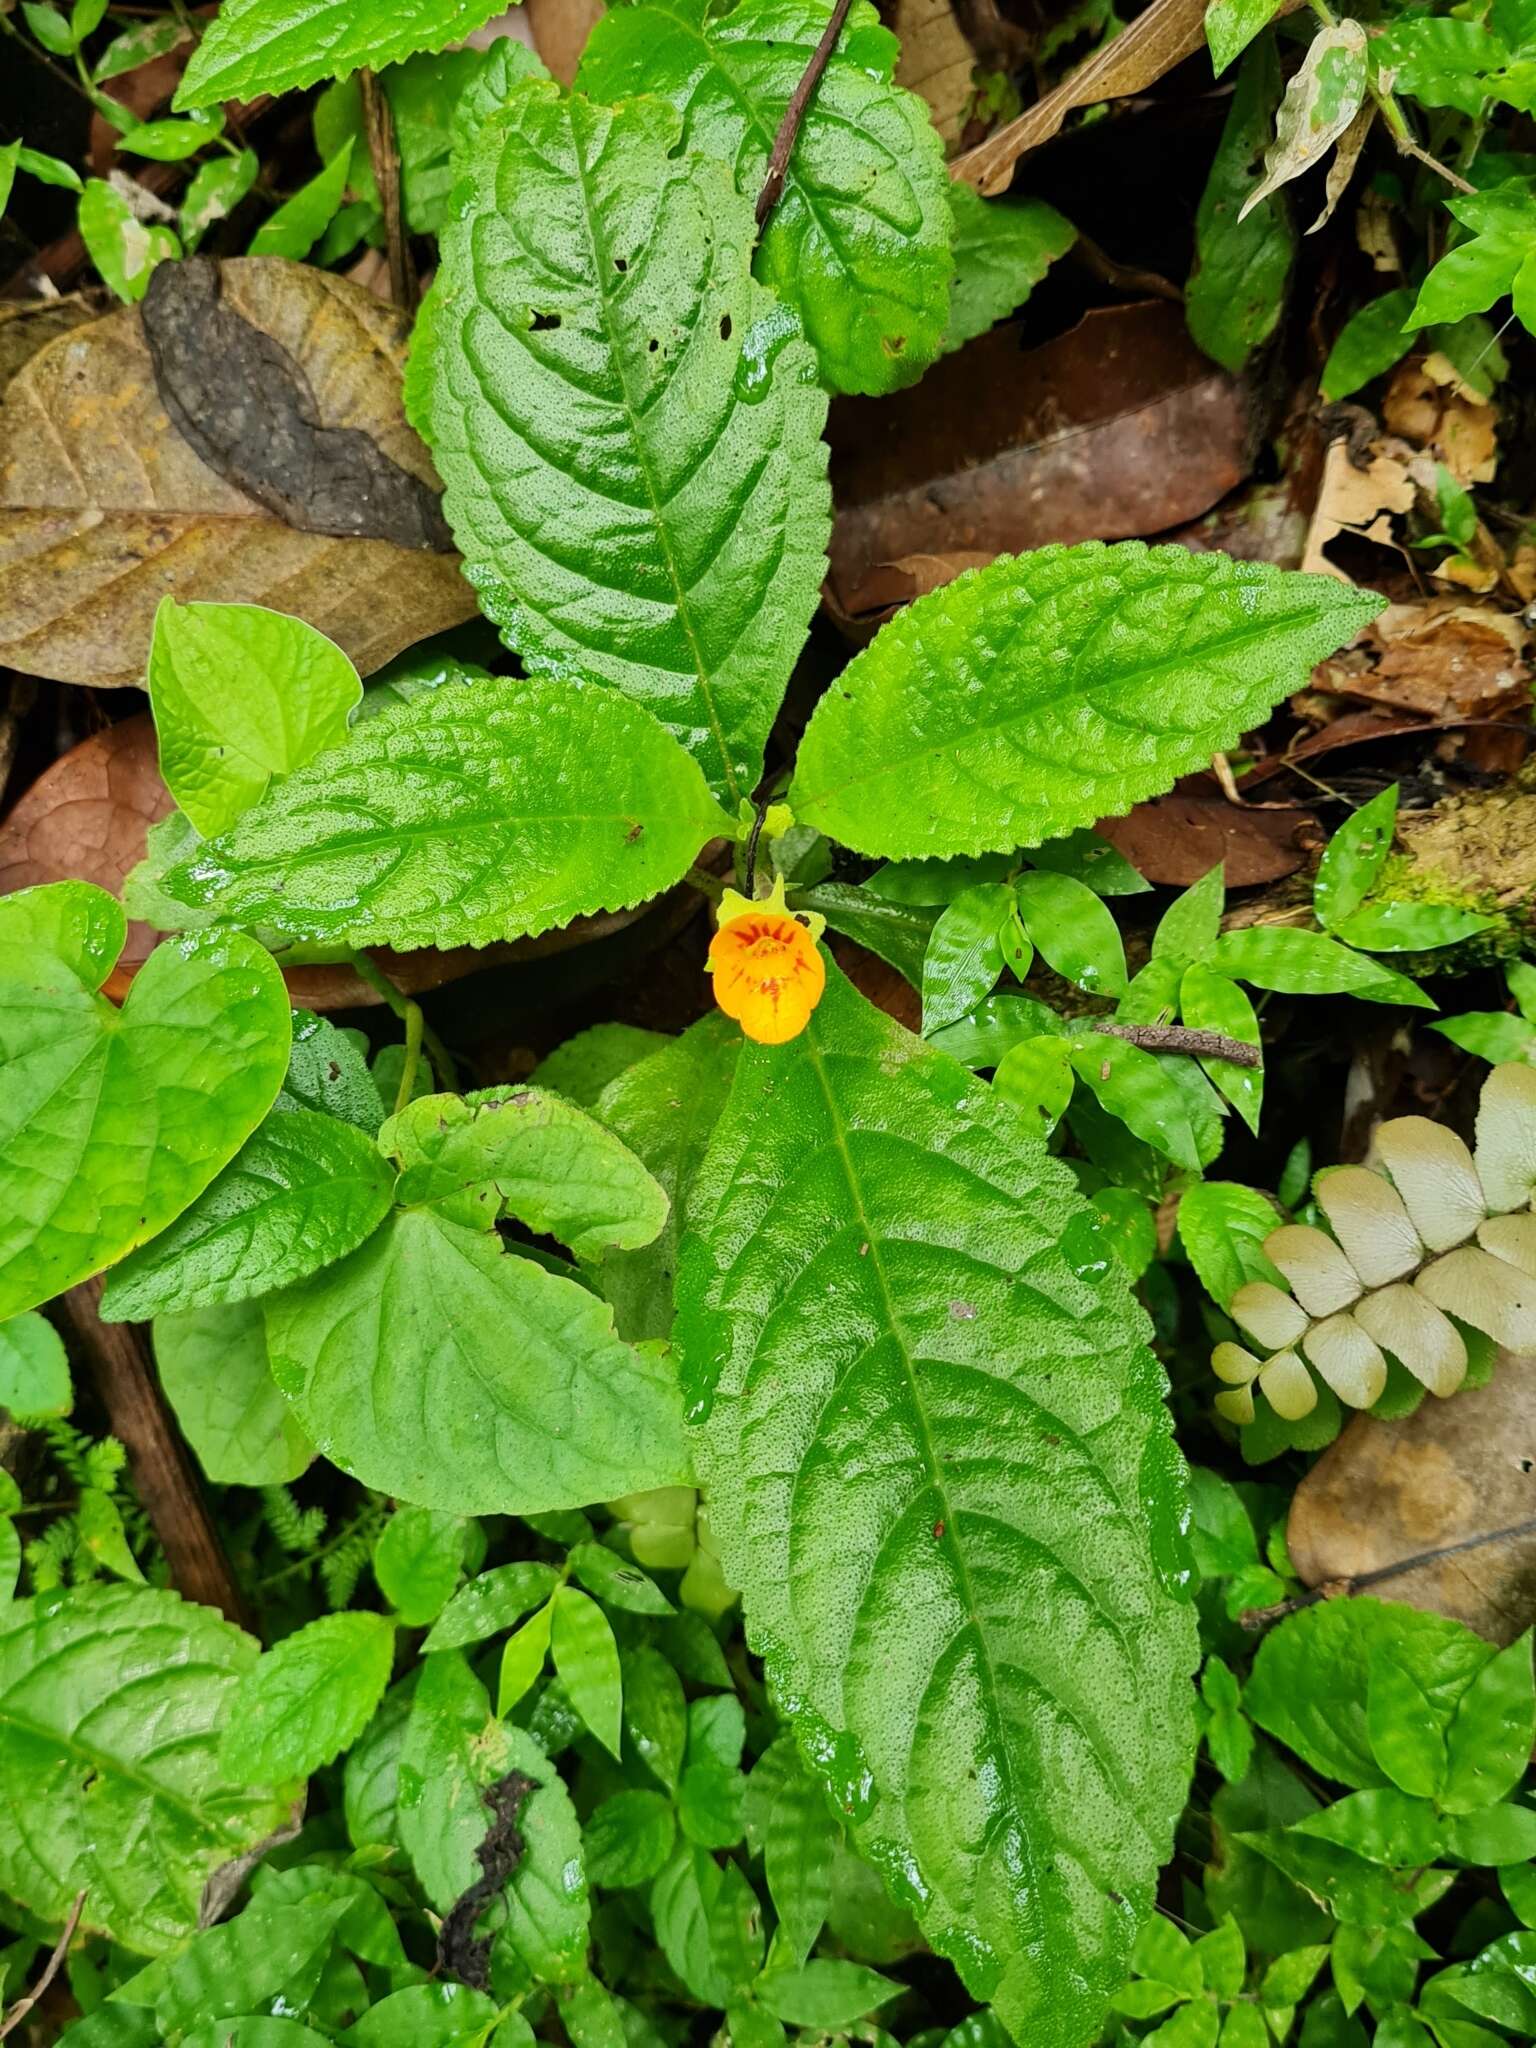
[678,967,1198,2044]
[0,1585,290,1952]
[176,0,509,108]
[791,544,1381,859]
[414,82,829,803]
[102,1108,395,1320]
[221,1611,396,1787]
[160,676,727,951]
[265,1208,689,1514]
[0,932,291,1320]
[577,0,953,395]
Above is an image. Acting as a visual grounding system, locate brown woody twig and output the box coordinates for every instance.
[0,1889,87,2040]
[359,68,417,310]
[1240,1514,1536,1630]
[1092,1022,1262,1068]
[755,0,855,230]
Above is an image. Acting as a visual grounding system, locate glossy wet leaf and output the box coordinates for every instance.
[0,879,125,989]
[921,883,1010,1033]
[0,932,291,1321]
[1071,1036,1224,1172]
[1178,1183,1281,1307]
[264,1207,689,1515]
[943,185,1076,354]
[0,1584,289,1953]
[154,1301,313,1486]
[1320,288,1418,402]
[1181,966,1263,1133]
[1017,870,1128,996]
[102,1108,395,1320]
[414,81,830,804]
[1409,185,1536,331]
[221,1611,396,1787]
[148,599,361,838]
[792,544,1380,859]
[1314,785,1397,931]
[578,0,953,396]
[176,0,510,107]
[160,676,727,951]
[679,966,1198,2045]
[1208,927,1432,1007]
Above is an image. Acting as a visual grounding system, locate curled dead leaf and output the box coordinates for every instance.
[1383,352,1499,485]
[1300,433,1421,579]
[0,258,476,688]
[1315,599,1530,719]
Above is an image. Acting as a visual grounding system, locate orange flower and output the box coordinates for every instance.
[707,882,826,1046]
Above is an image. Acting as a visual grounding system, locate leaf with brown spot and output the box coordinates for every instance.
[0,257,476,688]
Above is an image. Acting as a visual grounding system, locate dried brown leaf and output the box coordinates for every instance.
[1299,434,1420,578]
[1382,352,1499,485]
[0,258,476,688]
[1095,795,1321,886]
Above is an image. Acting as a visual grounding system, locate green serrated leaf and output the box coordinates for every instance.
[101,1108,394,1321]
[791,543,1381,860]
[414,80,829,803]
[0,1585,290,1952]
[221,1611,396,1787]
[264,1207,688,1514]
[279,1010,384,1132]
[0,933,291,1322]
[678,966,1198,2045]
[161,675,727,951]
[154,1302,314,1487]
[942,184,1075,354]
[578,0,954,395]
[176,0,510,107]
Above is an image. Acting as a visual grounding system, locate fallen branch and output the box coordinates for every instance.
[756,0,855,230]
[0,1889,86,2040]
[1093,1022,1262,1068]
[1240,1513,1536,1629]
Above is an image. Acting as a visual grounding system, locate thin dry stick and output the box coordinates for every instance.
[359,67,417,310]
[1093,1022,1262,1069]
[755,0,855,229]
[1240,1513,1536,1630]
[59,1278,253,1632]
[0,1889,86,2040]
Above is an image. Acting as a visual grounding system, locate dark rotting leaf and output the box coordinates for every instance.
[435,1767,539,1991]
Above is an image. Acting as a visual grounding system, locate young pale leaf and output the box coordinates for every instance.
[148,599,361,837]
[578,0,953,396]
[221,1611,396,1787]
[0,933,291,1322]
[381,1087,666,1258]
[1204,0,1286,74]
[792,544,1380,859]
[1237,22,1369,224]
[1187,36,1296,374]
[264,1207,689,1515]
[0,879,125,990]
[679,967,1199,2047]
[1320,288,1418,402]
[1208,926,1433,1006]
[176,0,509,107]
[0,1311,71,1419]
[77,179,179,302]
[0,1585,290,1953]
[921,883,1010,1033]
[942,186,1075,355]
[498,1601,554,1718]
[1314,785,1397,931]
[155,1302,314,1486]
[551,1586,624,1758]
[101,1108,395,1320]
[414,81,829,804]
[160,676,728,951]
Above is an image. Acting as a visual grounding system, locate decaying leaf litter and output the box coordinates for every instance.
[2,0,1536,2043]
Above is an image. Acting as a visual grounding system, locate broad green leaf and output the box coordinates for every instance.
[1204,0,1284,74]
[796,882,937,990]
[1153,865,1225,970]
[176,0,510,106]
[161,676,728,951]
[551,1586,623,1758]
[1208,926,1433,1006]
[922,883,1010,1033]
[0,1311,71,1420]
[757,1960,897,2026]
[577,0,953,396]
[584,1787,677,1888]
[993,1034,1075,1136]
[247,143,352,261]
[414,82,830,805]
[1180,966,1263,1134]
[118,112,224,162]
[1333,901,1500,953]
[264,1207,689,1514]
[865,853,1015,904]
[279,1010,384,1131]
[1320,289,1418,402]
[101,1108,394,1320]
[148,599,361,838]
[373,1508,471,1626]
[594,1017,742,1341]
[1445,1803,1536,1863]
[1237,21,1368,223]
[154,1302,313,1486]
[450,36,551,172]
[929,992,1062,1070]
[0,880,125,990]
[0,1585,288,1953]
[346,1983,500,2046]
[1314,785,1398,930]
[423,1560,561,1654]
[1177,1182,1281,1306]
[221,1610,396,1786]
[791,544,1381,859]
[180,149,260,252]
[533,1024,668,1111]
[0,932,291,1321]
[744,1736,839,1964]
[78,178,179,302]
[942,184,1076,354]
[1441,1633,1535,1812]
[344,1673,416,1850]
[1070,1036,1224,1172]
[1367,1648,1448,1799]
[1408,184,1536,331]
[382,1087,666,1258]
[1238,1827,1451,1927]
[1441,1012,1536,1063]
[152,1895,347,2035]
[1017,870,1128,996]
[1289,1786,1445,1866]
[651,1842,763,2007]
[1376,19,1507,116]
[679,967,1199,2044]
[568,1541,674,1616]
[1187,37,1296,372]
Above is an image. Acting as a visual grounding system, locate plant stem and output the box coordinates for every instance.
[0,1888,87,2039]
[755,0,855,229]
[1092,1022,1262,1068]
[393,998,424,1116]
[1240,1513,1536,1629]
[347,951,457,1093]
[359,67,416,309]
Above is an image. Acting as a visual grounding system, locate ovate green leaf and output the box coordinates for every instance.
[584,1788,677,1888]
[651,1843,763,2006]
[247,143,351,261]
[154,1302,313,1486]
[101,1108,395,1320]
[264,1208,689,1514]
[679,967,1198,2045]
[1187,37,1296,373]
[1204,0,1285,74]
[176,0,511,107]
[0,1585,289,1952]
[1320,289,1418,402]
[415,81,830,803]
[221,1611,396,1786]
[551,1586,623,1758]
[1314,785,1397,930]
[0,933,291,1320]
[942,184,1076,354]
[578,0,953,396]
[791,543,1381,859]
[0,879,125,990]
[423,1560,561,1654]
[921,883,1010,1033]
[1180,965,1263,1134]
[161,676,728,951]
[147,599,361,837]
[1016,870,1128,995]
[77,179,179,302]
[0,1311,71,1420]
[373,1508,472,1627]
[1177,1182,1281,1306]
